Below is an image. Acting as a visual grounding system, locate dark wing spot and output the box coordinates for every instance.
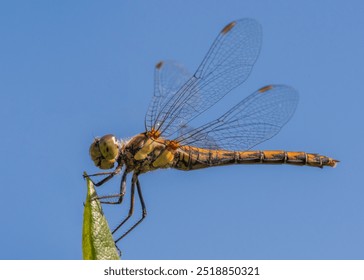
[221,21,236,34]
[155,61,164,69]
[258,85,274,93]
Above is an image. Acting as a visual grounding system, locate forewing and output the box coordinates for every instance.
[145,19,262,138]
[176,85,299,151]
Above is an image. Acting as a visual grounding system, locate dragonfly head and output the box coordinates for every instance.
[89,134,121,170]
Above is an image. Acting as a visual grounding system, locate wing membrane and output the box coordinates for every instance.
[176,85,299,151]
[145,61,191,130]
[145,19,262,138]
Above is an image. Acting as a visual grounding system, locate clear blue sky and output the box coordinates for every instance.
[0,0,363,260]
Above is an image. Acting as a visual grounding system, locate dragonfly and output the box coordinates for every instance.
[87,18,338,245]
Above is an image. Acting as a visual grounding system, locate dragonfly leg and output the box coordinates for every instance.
[111,173,137,236]
[84,164,122,187]
[114,174,147,244]
[95,170,127,205]
[84,171,114,177]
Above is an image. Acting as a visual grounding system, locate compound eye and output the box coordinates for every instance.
[99,134,119,160]
[89,135,120,170]
[89,139,101,162]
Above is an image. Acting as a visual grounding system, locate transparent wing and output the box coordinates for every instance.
[145,19,262,138]
[176,85,299,151]
[178,124,221,150]
[145,60,191,129]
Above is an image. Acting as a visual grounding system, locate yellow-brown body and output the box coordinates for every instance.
[120,133,337,174]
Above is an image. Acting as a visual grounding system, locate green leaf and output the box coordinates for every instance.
[82,172,120,260]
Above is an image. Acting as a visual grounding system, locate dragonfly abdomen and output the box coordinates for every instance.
[236,150,338,168]
[176,148,338,170]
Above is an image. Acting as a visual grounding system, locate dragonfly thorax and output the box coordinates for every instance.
[89,134,122,170]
